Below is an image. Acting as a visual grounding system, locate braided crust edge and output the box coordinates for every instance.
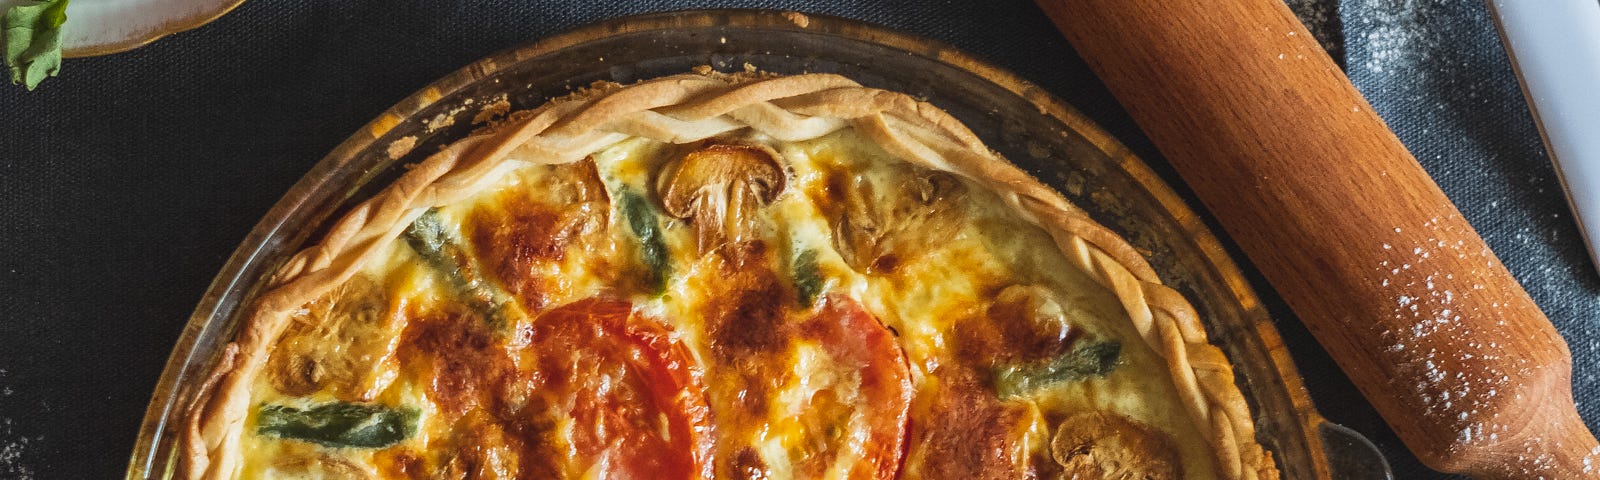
[182,71,1278,479]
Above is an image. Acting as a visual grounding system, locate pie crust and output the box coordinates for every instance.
[184,69,1279,479]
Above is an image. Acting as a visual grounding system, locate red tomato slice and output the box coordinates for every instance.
[793,294,914,479]
[527,299,714,479]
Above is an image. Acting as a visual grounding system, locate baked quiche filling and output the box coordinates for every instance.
[187,71,1278,480]
[234,129,1216,479]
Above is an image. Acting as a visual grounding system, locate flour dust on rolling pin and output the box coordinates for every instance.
[1370,213,1589,471]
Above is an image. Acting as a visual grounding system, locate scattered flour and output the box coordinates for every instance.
[1371,214,1536,457]
[0,368,35,480]
[1368,206,1600,473]
[0,418,36,480]
[1283,0,1345,60]
[1345,0,1438,75]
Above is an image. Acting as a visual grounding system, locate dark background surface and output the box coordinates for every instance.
[0,1,1590,478]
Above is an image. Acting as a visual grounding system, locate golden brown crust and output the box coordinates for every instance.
[184,70,1275,479]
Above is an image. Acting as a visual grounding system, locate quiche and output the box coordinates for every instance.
[185,70,1279,479]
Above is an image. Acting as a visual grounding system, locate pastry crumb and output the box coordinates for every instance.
[425,112,456,132]
[387,136,418,160]
[472,95,512,125]
[782,11,810,28]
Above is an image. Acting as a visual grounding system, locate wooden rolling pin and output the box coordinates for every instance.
[1035,0,1599,477]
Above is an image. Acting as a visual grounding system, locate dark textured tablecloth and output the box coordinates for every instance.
[0,1,1587,478]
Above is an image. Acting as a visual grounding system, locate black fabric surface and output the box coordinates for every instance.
[0,1,1588,478]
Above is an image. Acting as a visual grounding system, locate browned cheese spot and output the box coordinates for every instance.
[434,410,560,480]
[692,248,805,479]
[397,303,511,419]
[373,449,426,479]
[391,305,573,478]
[911,370,1034,479]
[707,264,791,359]
[730,446,772,480]
[468,158,611,311]
[956,284,1078,368]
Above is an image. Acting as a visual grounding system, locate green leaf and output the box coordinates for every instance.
[3,0,68,90]
[792,249,822,306]
[993,340,1121,399]
[257,402,418,448]
[619,188,669,294]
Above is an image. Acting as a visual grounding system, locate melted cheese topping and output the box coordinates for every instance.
[239,129,1219,479]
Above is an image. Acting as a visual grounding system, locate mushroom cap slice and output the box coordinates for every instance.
[832,167,966,274]
[268,452,375,479]
[265,275,401,401]
[656,143,787,256]
[1051,411,1181,480]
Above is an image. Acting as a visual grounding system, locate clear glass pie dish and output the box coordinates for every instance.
[126,9,1392,479]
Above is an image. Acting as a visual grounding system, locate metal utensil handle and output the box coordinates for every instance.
[1488,0,1600,273]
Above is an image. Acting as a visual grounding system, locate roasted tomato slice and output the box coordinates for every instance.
[788,294,914,479]
[526,299,714,479]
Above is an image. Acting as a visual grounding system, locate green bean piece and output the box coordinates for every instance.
[403,208,507,322]
[620,188,670,294]
[256,402,418,448]
[793,249,823,306]
[404,209,475,291]
[993,340,1121,399]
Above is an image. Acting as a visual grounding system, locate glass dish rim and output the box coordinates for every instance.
[125,8,1388,479]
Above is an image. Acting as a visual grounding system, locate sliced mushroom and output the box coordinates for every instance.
[267,275,402,400]
[656,143,787,257]
[546,157,612,212]
[268,452,376,480]
[507,157,612,250]
[830,167,966,274]
[1050,411,1181,480]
